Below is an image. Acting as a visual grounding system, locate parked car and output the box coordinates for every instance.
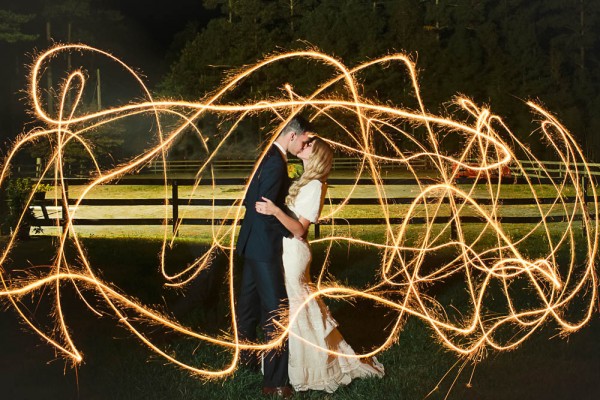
[452,162,512,179]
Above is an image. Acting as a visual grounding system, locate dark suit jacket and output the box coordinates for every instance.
[236,145,291,262]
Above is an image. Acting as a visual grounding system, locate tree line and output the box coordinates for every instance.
[1,0,599,163]
[161,0,600,161]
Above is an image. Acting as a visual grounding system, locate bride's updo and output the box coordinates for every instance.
[286,136,333,206]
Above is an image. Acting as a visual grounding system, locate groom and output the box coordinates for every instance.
[236,116,311,397]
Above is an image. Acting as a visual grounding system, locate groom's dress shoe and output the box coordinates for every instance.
[262,386,294,398]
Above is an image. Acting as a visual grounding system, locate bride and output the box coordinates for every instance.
[255,136,384,393]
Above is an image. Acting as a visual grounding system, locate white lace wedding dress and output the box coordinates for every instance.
[282,180,384,393]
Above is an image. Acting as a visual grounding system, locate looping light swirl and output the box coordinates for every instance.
[0,44,597,379]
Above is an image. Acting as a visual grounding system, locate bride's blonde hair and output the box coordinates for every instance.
[286,136,333,206]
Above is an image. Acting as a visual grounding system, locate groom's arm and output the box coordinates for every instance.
[258,156,292,238]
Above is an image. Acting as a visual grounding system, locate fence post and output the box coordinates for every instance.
[582,176,588,238]
[450,218,457,241]
[450,194,458,241]
[172,180,179,235]
[314,222,320,239]
[62,181,69,237]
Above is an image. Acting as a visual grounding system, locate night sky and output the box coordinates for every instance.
[111,0,216,50]
[0,0,218,142]
[103,0,219,81]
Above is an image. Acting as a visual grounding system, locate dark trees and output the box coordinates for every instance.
[162,0,600,160]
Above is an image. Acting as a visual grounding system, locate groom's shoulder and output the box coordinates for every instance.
[263,146,284,163]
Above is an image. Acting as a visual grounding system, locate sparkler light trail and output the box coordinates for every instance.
[0,44,597,385]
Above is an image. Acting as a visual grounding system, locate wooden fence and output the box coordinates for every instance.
[20,157,431,178]
[31,175,595,239]
[140,157,431,175]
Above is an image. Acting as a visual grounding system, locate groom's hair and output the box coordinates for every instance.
[278,115,312,138]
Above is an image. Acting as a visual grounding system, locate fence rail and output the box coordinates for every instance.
[13,157,600,180]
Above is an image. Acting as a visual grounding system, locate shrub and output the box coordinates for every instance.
[3,178,44,239]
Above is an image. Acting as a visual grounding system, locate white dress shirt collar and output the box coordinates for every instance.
[273,142,287,162]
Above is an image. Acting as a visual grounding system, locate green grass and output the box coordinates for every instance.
[0,235,598,399]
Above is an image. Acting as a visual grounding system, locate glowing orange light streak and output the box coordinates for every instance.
[0,45,597,385]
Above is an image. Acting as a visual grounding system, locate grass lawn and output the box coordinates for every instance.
[0,235,598,400]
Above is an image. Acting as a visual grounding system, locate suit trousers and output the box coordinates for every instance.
[236,257,289,387]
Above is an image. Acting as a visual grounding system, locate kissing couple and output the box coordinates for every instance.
[236,116,384,398]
